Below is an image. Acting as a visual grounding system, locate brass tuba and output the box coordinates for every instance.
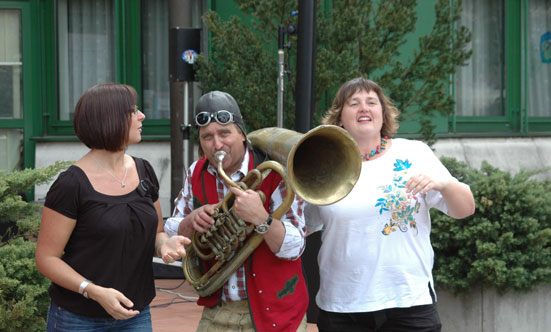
[182,125,361,296]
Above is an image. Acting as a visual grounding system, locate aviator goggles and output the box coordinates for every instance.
[195,110,239,127]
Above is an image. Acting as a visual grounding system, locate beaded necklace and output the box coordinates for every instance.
[360,136,388,161]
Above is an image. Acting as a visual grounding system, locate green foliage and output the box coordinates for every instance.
[0,238,51,331]
[195,1,295,131]
[432,157,551,295]
[0,161,72,332]
[0,161,73,239]
[196,0,472,142]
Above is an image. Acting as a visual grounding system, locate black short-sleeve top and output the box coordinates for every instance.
[44,157,160,318]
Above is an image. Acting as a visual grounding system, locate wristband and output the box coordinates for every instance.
[79,279,92,299]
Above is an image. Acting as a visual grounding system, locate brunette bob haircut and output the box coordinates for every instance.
[322,77,400,138]
[73,83,138,152]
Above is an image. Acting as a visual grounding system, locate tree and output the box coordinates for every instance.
[195,0,472,144]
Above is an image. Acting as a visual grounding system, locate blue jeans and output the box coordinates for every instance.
[46,300,152,332]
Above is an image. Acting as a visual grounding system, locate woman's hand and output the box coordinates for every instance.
[405,173,448,195]
[406,173,475,219]
[158,235,191,264]
[86,284,140,320]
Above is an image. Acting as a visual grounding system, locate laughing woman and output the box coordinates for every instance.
[305,77,475,332]
[35,83,190,332]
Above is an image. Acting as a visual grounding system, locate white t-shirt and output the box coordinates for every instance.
[305,138,454,313]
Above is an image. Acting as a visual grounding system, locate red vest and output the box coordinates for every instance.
[190,150,309,331]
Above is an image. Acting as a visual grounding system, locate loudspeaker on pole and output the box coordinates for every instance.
[169,27,201,82]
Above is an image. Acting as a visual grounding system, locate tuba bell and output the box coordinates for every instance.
[182,125,361,296]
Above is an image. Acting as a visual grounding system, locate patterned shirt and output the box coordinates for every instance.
[305,138,455,312]
[165,151,306,301]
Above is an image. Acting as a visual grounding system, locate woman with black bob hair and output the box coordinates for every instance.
[36,83,190,331]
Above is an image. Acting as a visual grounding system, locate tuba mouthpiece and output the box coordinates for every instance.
[215,151,227,162]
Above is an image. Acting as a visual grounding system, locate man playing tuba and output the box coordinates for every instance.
[164,91,309,332]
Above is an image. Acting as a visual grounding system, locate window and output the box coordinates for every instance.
[0,2,28,172]
[46,0,152,135]
[0,9,23,120]
[46,0,199,135]
[456,0,505,117]
[0,128,23,171]
[527,0,551,118]
[141,0,170,120]
[57,0,116,121]
[454,0,551,135]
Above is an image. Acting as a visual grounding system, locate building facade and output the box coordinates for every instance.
[1,0,550,216]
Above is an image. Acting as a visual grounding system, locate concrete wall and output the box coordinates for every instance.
[433,137,551,180]
[35,137,551,218]
[437,285,551,332]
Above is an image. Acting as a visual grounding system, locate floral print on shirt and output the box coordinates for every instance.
[376,159,421,236]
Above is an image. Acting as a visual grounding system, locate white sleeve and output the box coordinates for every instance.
[270,180,306,260]
[163,162,196,236]
[304,203,324,234]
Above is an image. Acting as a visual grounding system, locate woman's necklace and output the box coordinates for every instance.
[93,157,128,188]
[360,136,388,161]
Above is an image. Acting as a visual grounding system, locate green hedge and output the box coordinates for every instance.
[0,161,72,332]
[432,157,551,295]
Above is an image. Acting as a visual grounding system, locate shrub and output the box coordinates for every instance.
[432,157,551,295]
[0,161,72,332]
